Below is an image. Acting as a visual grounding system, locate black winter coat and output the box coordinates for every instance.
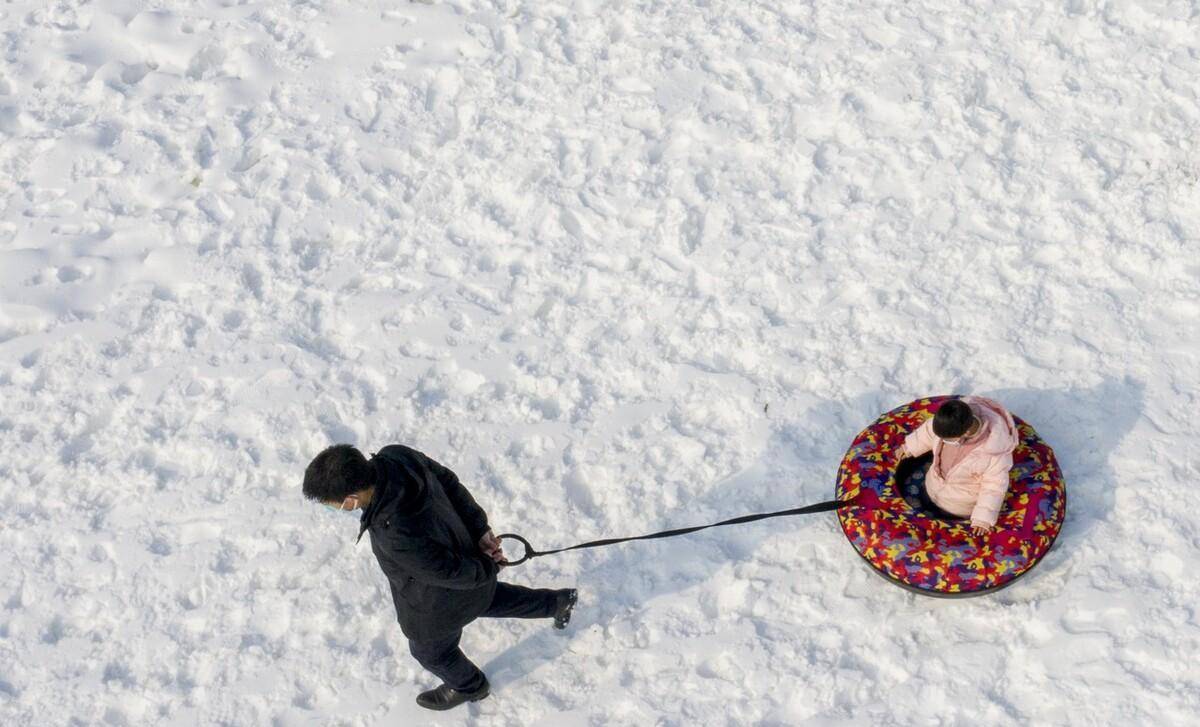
[361,445,498,640]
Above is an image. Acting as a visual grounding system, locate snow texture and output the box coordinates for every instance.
[1,0,1198,725]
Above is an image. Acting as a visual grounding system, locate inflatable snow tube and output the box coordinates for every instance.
[835,396,1066,597]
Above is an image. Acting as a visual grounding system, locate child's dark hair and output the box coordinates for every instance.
[932,399,974,438]
[303,444,377,502]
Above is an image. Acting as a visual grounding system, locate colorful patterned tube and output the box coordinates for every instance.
[835,396,1066,597]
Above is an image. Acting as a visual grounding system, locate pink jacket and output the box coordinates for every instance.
[899,396,1018,528]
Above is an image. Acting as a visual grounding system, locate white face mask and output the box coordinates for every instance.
[323,496,358,512]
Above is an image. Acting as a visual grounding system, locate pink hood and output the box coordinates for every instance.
[969,396,1019,456]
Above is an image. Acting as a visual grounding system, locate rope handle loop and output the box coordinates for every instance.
[497,533,535,566]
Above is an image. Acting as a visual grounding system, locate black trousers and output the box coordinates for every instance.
[901,459,968,522]
[407,582,561,692]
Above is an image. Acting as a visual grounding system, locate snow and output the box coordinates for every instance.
[1,0,1198,724]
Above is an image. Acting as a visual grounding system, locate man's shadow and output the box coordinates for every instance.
[477,377,1143,686]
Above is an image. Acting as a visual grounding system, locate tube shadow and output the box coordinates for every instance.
[984,377,1143,543]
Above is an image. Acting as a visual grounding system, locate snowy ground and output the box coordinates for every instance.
[2,0,1199,724]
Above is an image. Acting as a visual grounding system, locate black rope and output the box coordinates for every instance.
[498,494,860,566]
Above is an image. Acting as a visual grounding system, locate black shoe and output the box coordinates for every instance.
[553,588,578,630]
[415,679,490,711]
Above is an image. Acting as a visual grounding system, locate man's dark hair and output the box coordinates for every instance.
[932,399,974,438]
[303,444,377,502]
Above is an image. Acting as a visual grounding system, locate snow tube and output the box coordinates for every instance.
[835,396,1066,597]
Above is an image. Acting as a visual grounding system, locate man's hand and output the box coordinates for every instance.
[478,530,507,567]
[971,524,992,537]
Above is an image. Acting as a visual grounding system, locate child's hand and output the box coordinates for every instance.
[894,445,909,462]
[971,524,992,536]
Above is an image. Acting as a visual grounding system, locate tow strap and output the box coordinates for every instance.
[498,494,860,566]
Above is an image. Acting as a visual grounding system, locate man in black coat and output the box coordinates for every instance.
[303,443,578,711]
